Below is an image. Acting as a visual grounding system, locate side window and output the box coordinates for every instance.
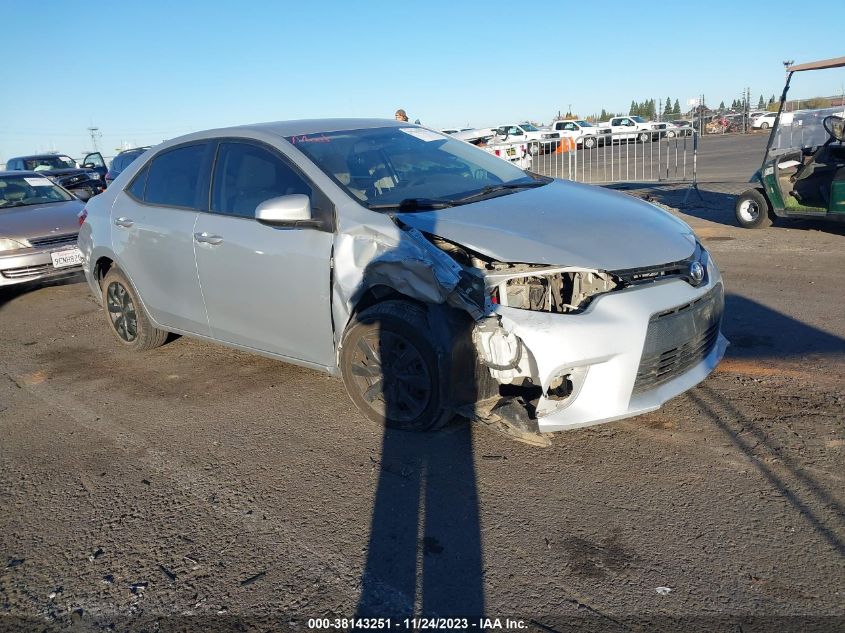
[211,142,312,219]
[126,164,149,199]
[144,144,207,208]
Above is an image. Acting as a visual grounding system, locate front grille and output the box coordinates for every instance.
[2,264,54,279]
[29,233,78,248]
[633,284,724,394]
[614,259,690,285]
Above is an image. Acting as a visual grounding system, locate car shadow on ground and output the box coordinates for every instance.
[722,293,845,362]
[0,272,85,311]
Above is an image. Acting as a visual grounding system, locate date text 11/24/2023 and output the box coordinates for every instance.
[306,617,527,630]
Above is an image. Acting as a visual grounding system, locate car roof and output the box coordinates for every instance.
[162,118,411,145]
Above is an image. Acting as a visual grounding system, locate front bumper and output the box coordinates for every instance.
[0,245,83,287]
[490,267,726,432]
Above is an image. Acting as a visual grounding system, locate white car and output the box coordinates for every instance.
[494,123,560,154]
[549,119,611,149]
[454,128,532,170]
[752,112,777,129]
[601,116,662,143]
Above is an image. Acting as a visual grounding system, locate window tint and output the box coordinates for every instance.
[211,142,311,218]
[144,144,206,208]
[127,164,149,199]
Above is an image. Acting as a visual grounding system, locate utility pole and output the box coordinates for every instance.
[782,60,794,112]
[87,127,101,152]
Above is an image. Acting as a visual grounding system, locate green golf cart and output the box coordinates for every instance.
[735,56,845,228]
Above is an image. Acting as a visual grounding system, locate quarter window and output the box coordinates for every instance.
[127,164,149,199]
[143,144,207,208]
[211,142,311,218]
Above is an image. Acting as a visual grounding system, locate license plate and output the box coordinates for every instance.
[51,248,83,268]
[506,148,516,156]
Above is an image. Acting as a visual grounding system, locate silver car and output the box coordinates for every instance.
[0,172,85,287]
[79,119,726,441]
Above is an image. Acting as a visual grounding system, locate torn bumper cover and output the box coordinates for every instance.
[476,269,727,433]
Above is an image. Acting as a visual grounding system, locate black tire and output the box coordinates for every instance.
[583,136,597,149]
[735,188,773,229]
[340,300,450,431]
[761,121,770,130]
[101,267,168,351]
[638,131,650,143]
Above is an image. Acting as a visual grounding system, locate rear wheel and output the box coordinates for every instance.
[761,121,770,130]
[340,300,450,431]
[735,189,773,228]
[583,136,596,149]
[101,268,168,350]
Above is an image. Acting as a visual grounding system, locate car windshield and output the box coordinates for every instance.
[519,123,539,132]
[287,126,546,211]
[23,155,76,171]
[630,116,646,123]
[0,175,74,208]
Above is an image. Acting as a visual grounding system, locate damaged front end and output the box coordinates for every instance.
[334,213,723,445]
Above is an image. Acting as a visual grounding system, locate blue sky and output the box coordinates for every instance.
[2,0,843,162]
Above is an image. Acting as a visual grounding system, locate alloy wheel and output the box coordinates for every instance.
[106,281,138,342]
[348,330,432,422]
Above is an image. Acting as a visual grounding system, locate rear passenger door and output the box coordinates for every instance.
[112,142,212,335]
[193,139,335,367]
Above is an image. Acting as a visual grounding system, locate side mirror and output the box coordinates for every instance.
[255,194,320,228]
[74,189,92,202]
[83,163,95,168]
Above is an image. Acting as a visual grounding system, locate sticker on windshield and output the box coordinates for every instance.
[400,128,443,142]
[24,177,53,187]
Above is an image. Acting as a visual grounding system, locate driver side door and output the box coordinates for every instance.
[82,152,107,180]
[193,139,336,367]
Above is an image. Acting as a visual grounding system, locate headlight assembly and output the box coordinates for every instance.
[0,238,30,252]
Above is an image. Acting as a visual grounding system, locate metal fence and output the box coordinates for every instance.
[493,130,698,186]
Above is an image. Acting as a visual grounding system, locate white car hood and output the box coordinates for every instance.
[397,180,696,270]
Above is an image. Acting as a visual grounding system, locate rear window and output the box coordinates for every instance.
[143,144,207,208]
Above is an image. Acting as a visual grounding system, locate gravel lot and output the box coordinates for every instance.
[1,137,844,631]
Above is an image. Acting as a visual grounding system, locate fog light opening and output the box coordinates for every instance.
[546,374,574,401]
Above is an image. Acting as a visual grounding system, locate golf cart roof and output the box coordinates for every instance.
[787,56,845,73]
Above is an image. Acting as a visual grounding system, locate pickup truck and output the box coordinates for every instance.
[600,116,663,143]
[494,123,560,154]
[549,119,612,149]
[453,128,532,170]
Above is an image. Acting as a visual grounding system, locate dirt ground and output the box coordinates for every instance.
[1,188,844,632]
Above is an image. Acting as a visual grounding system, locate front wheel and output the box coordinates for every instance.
[735,189,773,228]
[583,136,596,149]
[101,268,169,350]
[760,122,770,130]
[638,131,650,143]
[340,300,450,431]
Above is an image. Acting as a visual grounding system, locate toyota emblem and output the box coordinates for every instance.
[689,261,705,285]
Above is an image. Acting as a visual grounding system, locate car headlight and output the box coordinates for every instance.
[87,172,100,181]
[0,238,30,252]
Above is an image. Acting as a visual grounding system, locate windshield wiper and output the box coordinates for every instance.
[368,198,454,211]
[451,181,546,204]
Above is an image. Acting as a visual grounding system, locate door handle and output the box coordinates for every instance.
[114,217,134,228]
[194,232,223,245]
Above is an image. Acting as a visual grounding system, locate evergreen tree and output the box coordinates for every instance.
[769,94,776,104]
[600,108,608,120]
[664,97,672,118]
[758,95,765,109]
[720,100,726,111]
[673,99,681,116]
[630,100,637,115]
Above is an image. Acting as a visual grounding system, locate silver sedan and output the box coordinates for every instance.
[78,119,726,442]
[0,172,85,287]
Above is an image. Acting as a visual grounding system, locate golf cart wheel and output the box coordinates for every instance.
[340,300,450,432]
[638,131,650,143]
[101,268,169,350]
[735,188,773,229]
